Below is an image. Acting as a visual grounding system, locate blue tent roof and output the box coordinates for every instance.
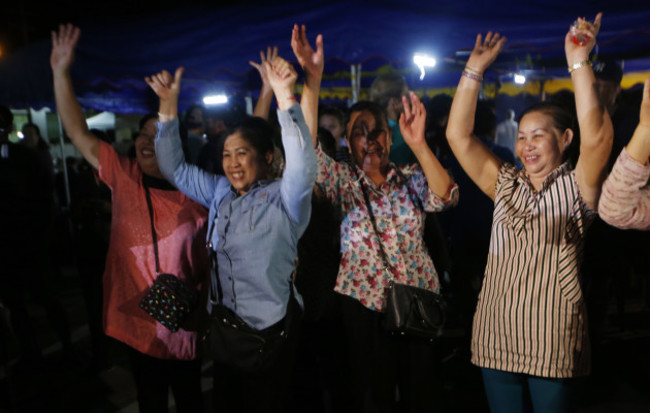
[1,0,650,113]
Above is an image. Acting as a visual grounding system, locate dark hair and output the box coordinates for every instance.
[369,73,408,110]
[139,113,158,131]
[21,122,50,150]
[183,104,205,129]
[224,116,274,162]
[319,105,347,126]
[0,105,13,136]
[519,102,579,165]
[347,100,389,131]
[316,127,337,158]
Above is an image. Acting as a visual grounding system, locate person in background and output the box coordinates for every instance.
[51,24,208,412]
[494,108,518,157]
[599,76,650,230]
[446,13,612,412]
[319,104,350,163]
[182,103,207,164]
[369,73,414,165]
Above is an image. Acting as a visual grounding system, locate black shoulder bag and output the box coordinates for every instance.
[138,177,199,333]
[199,218,301,376]
[359,176,445,341]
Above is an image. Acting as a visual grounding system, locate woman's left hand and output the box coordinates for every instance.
[265,56,298,110]
[565,12,602,66]
[399,91,427,150]
[145,67,183,103]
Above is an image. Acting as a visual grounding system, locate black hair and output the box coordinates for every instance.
[347,100,389,131]
[0,105,13,137]
[139,113,158,131]
[183,104,205,129]
[319,105,347,126]
[317,127,337,159]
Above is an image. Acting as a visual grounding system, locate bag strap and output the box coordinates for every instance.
[358,176,392,278]
[205,213,296,307]
[143,178,161,274]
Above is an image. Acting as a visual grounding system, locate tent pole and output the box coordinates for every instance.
[350,64,362,106]
[56,114,71,208]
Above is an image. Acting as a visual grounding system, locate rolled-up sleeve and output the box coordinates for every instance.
[599,148,650,230]
[155,118,225,208]
[406,164,459,212]
[277,104,317,234]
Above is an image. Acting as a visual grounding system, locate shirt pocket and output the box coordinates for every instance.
[233,196,270,235]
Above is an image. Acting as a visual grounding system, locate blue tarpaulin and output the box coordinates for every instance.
[1,0,649,113]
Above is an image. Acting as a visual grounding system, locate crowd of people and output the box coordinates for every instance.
[0,11,649,413]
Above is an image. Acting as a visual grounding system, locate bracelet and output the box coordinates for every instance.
[568,59,592,74]
[278,96,298,106]
[464,65,483,76]
[462,70,483,82]
[158,112,175,122]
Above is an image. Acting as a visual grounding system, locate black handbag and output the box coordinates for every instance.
[359,176,446,341]
[138,180,198,333]
[199,221,301,375]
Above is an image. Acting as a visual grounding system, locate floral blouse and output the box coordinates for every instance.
[315,147,458,311]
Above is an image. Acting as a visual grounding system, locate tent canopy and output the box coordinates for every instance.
[1,0,650,114]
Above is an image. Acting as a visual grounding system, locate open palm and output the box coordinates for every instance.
[50,24,80,74]
[399,92,427,148]
[291,24,323,79]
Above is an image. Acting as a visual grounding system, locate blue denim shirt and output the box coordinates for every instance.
[155,104,316,329]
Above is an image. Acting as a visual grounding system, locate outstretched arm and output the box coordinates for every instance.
[266,56,317,229]
[291,24,324,147]
[445,32,507,200]
[146,68,224,207]
[598,77,650,230]
[400,91,455,199]
[51,24,99,168]
[250,46,277,120]
[570,12,614,210]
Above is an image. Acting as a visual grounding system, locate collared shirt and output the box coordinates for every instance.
[599,148,650,230]
[315,147,458,312]
[155,104,316,329]
[471,162,596,378]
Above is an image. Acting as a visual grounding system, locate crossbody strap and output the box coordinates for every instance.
[143,181,161,274]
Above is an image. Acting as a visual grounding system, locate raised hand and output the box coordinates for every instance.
[264,57,297,110]
[249,46,278,89]
[565,12,602,66]
[144,68,184,103]
[465,31,507,75]
[399,91,427,150]
[290,24,324,81]
[51,23,81,75]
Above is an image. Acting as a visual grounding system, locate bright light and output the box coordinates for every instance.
[514,74,526,85]
[17,131,24,139]
[413,53,437,80]
[203,94,228,105]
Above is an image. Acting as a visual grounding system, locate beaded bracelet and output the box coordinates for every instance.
[462,70,483,82]
[568,59,592,74]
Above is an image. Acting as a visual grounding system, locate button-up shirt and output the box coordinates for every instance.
[155,104,316,329]
[315,147,458,311]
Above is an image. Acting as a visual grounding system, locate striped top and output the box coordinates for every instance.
[599,148,650,230]
[471,162,596,378]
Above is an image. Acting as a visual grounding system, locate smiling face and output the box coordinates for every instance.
[135,118,163,178]
[515,110,572,181]
[222,131,270,195]
[346,109,392,175]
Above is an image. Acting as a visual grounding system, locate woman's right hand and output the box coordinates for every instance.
[51,23,80,75]
[465,31,507,75]
[264,57,297,110]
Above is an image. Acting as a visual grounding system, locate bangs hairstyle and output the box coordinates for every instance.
[223,116,275,161]
[347,100,389,132]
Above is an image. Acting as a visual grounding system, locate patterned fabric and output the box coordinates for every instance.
[599,148,650,230]
[471,162,596,378]
[315,146,458,312]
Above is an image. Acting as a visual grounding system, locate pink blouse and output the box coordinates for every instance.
[599,148,650,230]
